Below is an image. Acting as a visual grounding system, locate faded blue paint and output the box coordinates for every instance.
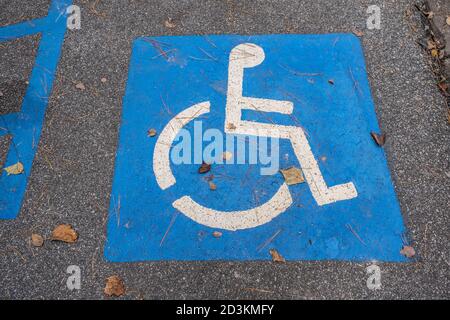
[0,0,72,219]
[105,34,407,261]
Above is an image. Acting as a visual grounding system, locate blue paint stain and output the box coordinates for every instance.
[0,0,72,219]
[105,34,407,261]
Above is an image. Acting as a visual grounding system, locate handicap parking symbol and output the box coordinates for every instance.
[105,34,407,261]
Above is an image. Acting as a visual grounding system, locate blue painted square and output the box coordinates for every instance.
[105,34,407,262]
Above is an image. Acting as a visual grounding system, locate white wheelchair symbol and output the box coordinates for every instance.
[153,43,358,231]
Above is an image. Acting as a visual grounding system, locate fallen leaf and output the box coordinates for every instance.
[353,30,364,37]
[147,128,157,137]
[431,49,439,58]
[164,18,176,29]
[101,77,107,83]
[280,167,305,186]
[400,245,415,258]
[31,234,44,247]
[427,39,436,50]
[104,275,125,297]
[75,82,85,91]
[328,79,335,85]
[4,162,24,175]
[198,162,211,174]
[438,82,448,95]
[52,224,78,243]
[222,151,233,161]
[209,181,217,191]
[269,249,285,263]
[226,123,236,130]
[447,16,450,26]
[370,132,386,146]
[405,8,412,18]
[212,231,222,238]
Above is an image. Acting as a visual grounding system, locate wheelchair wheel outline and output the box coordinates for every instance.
[153,101,293,231]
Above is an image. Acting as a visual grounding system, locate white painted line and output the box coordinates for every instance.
[153,101,210,190]
[173,183,293,231]
[224,43,358,206]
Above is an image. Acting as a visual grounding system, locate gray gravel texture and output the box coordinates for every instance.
[0,0,448,299]
[0,0,50,27]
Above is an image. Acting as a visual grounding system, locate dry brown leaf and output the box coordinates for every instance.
[280,167,305,186]
[212,231,222,238]
[427,39,437,50]
[209,181,217,191]
[370,132,386,146]
[353,30,364,37]
[198,162,211,174]
[31,234,44,247]
[104,275,125,297]
[438,82,448,95]
[75,82,86,91]
[164,18,176,29]
[431,49,439,58]
[328,79,335,85]
[222,151,233,161]
[400,245,416,258]
[52,224,78,243]
[4,162,24,175]
[147,128,157,137]
[269,249,285,263]
[226,123,236,130]
[447,16,450,26]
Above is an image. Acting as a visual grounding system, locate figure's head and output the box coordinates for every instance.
[229,43,265,68]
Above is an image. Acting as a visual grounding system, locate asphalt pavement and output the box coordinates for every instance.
[0,0,449,299]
